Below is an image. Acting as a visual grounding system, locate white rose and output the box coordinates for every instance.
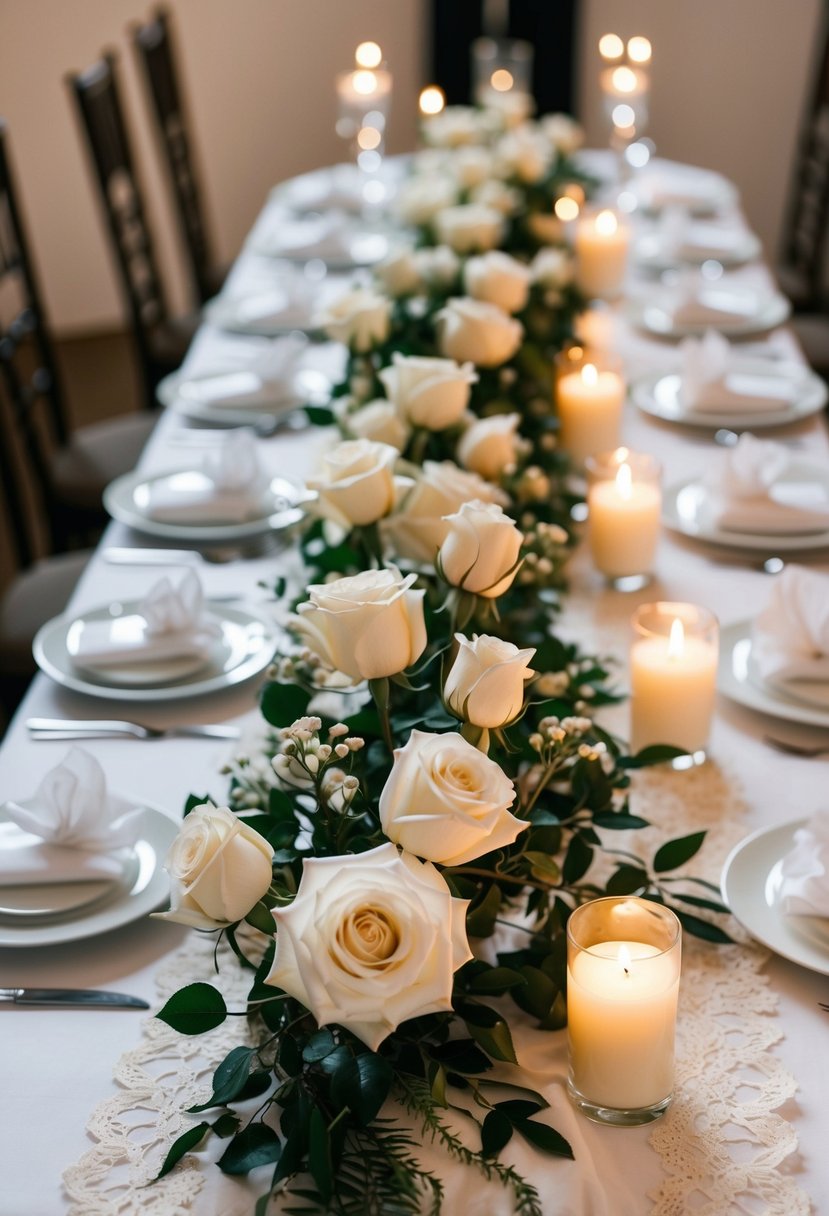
[307,439,404,529]
[437,297,524,368]
[457,413,521,479]
[379,353,478,431]
[433,204,504,254]
[379,729,526,865]
[395,175,459,226]
[316,287,391,352]
[464,251,531,314]
[444,633,535,728]
[482,89,534,129]
[295,566,427,681]
[541,113,584,155]
[266,842,472,1051]
[374,248,422,297]
[470,179,521,217]
[154,805,274,930]
[383,459,507,564]
[530,246,574,289]
[453,145,495,189]
[422,105,486,148]
[346,400,410,451]
[495,127,553,184]
[414,245,461,291]
[526,212,564,246]
[439,499,523,597]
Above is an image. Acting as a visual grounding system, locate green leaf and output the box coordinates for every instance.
[212,1113,241,1138]
[308,1108,332,1203]
[667,891,729,915]
[429,1038,492,1074]
[524,851,561,884]
[260,681,310,729]
[481,1110,513,1157]
[330,1052,394,1125]
[245,902,277,936]
[673,908,733,943]
[188,1046,257,1112]
[183,794,212,818]
[469,966,526,995]
[458,1002,518,1064]
[465,883,502,938]
[605,864,649,896]
[218,1124,282,1175]
[619,745,686,770]
[562,832,593,884]
[155,1122,210,1179]
[302,1029,337,1064]
[653,831,707,873]
[156,983,227,1036]
[515,1119,574,1159]
[268,787,297,822]
[429,1061,447,1106]
[592,811,651,830]
[496,1099,546,1121]
[509,965,558,1022]
[305,404,336,426]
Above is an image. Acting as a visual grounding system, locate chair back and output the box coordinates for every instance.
[67,53,170,399]
[132,8,214,305]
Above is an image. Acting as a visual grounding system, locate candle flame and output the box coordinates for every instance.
[616,461,633,499]
[619,942,632,976]
[554,195,580,221]
[612,66,638,94]
[668,616,685,658]
[419,86,445,116]
[595,209,618,236]
[627,36,652,64]
[582,362,598,387]
[355,41,382,68]
[598,32,624,61]
[352,69,378,96]
[491,68,514,92]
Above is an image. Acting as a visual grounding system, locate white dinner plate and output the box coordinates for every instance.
[103,470,307,543]
[632,362,828,430]
[630,166,739,216]
[270,162,403,214]
[0,804,176,947]
[629,290,791,340]
[635,228,761,271]
[33,601,278,702]
[246,211,401,269]
[718,619,829,729]
[663,464,829,552]
[721,819,829,976]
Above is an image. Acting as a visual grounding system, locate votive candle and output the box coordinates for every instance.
[587,448,661,588]
[630,602,718,755]
[555,346,625,467]
[574,207,630,300]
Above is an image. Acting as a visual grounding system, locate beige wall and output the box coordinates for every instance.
[0,0,426,334]
[576,0,821,260]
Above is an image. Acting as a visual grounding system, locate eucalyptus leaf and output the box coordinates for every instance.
[605,864,649,896]
[653,831,707,873]
[155,1122,210,1179]
[187,1046,257,1112]
[156,983,227,1036]
[218,1124,282,1175]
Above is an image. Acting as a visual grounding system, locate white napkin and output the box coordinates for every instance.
[0,748,144,886]
[255,211,356,261]
[751,565,829,685]
[179,333,306,405]
[70,570,221,670]
[670,283,763,328]
[704,435,829,534]
[659,209,748,261]
[778,810,829,916]
[679,330,795,413]
[143,432,270,524]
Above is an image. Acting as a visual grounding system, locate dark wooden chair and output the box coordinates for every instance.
[131,7,225,306]
[0,119,154,544]
[66,52,199,409]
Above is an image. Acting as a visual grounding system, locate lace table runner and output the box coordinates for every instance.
[62,761,810,1216]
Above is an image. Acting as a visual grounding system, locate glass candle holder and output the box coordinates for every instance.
[471,36,534,121]
[554,345,625,469]
[630,601,718,761]
[573,206,630,300]
[586,448,661,591]
[567,896,681,1126]
[335,65,393,205]
[600,63,650,141]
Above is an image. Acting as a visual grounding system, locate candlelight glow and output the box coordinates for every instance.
[554,196,580,222]
[595,209,619,236]
[355,41,382,68]
[612,103,636,131]
[490,68,514,92]
[598,33,624,61]
[668,617,685,659]
[627,36,652,64]
[419,85,445,116]
[618,942,633,974]
[352,70,378,96]
[615,461,633,500]
[357,126,382,150]
[582,363,598,387]
[611,66,638,94]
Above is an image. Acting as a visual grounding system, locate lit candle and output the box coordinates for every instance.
[567,897,681,1123]
[630,603,718,755]
[574,208,630,300]
[627,36,653,65]
[419,85,445,116]
[598,32,625,62]
[587,450,661,585]
[556,350,625,467]
[601,63,648,100]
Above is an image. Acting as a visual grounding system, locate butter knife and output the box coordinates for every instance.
[0,987,149,1009]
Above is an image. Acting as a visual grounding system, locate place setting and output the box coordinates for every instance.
[0,748,176,948]
[625,159,739,216]
[244,204,407,270]
[629,268,792,340]
[634,208,762,272]
[32,567,279,702]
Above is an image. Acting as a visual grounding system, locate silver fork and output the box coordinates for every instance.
[26,718,241,741]
[102,545,279,566]
[763,735,829,758]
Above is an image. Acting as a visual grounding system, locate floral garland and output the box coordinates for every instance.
[151,107,730,1216]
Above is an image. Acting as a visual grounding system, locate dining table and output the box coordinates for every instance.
[1,148,827,1216]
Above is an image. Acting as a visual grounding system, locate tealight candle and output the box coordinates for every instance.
[586,449,661,589]
[574,208,630,300]
[567,896,681,1125]
[630,602,718,757]
[555,346,625,467]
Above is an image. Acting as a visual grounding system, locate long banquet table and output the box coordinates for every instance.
[1,155,828,1216]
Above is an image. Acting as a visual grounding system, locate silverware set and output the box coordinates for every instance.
[26,717,241,741]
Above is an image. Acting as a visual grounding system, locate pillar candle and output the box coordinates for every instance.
[630,607,718,753]
[557,361,625,466]
[575,208,630,300]
[588,455,661,580]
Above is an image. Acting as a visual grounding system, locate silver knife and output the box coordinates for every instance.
[0,987,149,1009]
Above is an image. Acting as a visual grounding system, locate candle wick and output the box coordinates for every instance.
[623,966,630,976]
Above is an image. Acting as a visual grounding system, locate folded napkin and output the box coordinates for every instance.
[1,748,144,886]
[70,570,221,670]
[659,209,749,261]
[778,810,829,917]
[177,333,306,407]
[639,168,730,211]
[257,211,356,261]
[679,330,795,413]
[143,432,270,524]
[670,283,763,328]
[751,565,829,685]
[704,435,829,534]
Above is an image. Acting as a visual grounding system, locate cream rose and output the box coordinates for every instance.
[453,145,495,189]
[526,212,564,246]
[395,175,459,226]
[422,105,487,148]
[495,127,553,184]
[374,248,422,297]
[437,297,523,368]
[307,439,404,529]
[346,400,410,451]
[541,112,584,155]
[383,459,507,564]
[530,246,574,289]
[294,567,426,681]
[457,413,522,480]
[470,179,521,217]
[316,287,391,352]
[379,353,478,431]
[464,252,531,314]
[439,500,523,597]
[433,204,504,255]
[379,729,526,865]
[444,634,535,728]
[266,842,471,1050]
[414,245,461,291]
[154,805,274,930]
